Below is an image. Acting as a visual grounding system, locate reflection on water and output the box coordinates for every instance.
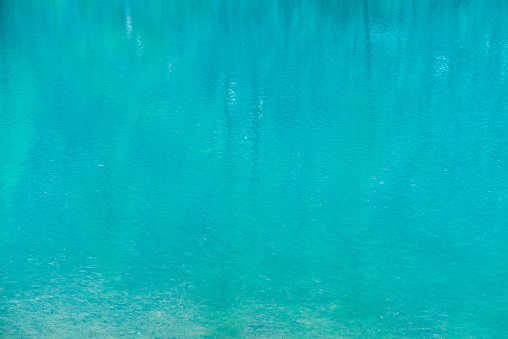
[1,0,508,336]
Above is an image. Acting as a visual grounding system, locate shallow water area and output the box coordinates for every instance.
[1,0,508,337]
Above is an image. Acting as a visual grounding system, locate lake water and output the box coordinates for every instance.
[1,0,508,337]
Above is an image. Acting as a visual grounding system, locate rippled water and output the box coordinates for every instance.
[1,0,508,337]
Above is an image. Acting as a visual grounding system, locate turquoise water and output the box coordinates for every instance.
[1,0,508,337]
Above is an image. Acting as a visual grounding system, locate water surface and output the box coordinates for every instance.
[1,0,508,337]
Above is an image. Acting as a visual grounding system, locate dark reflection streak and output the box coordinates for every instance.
[248,82,262,216]
[0,8,8,92]
[249,79,262,187]
[363,0,373,112]
[222,73,236,179]
[0,55,7,95]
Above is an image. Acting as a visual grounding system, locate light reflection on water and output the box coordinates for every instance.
[1,0,508,337]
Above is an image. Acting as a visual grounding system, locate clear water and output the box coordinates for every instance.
[1,0,508,337]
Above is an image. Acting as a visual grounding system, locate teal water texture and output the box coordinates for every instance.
[1,0,508,337]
